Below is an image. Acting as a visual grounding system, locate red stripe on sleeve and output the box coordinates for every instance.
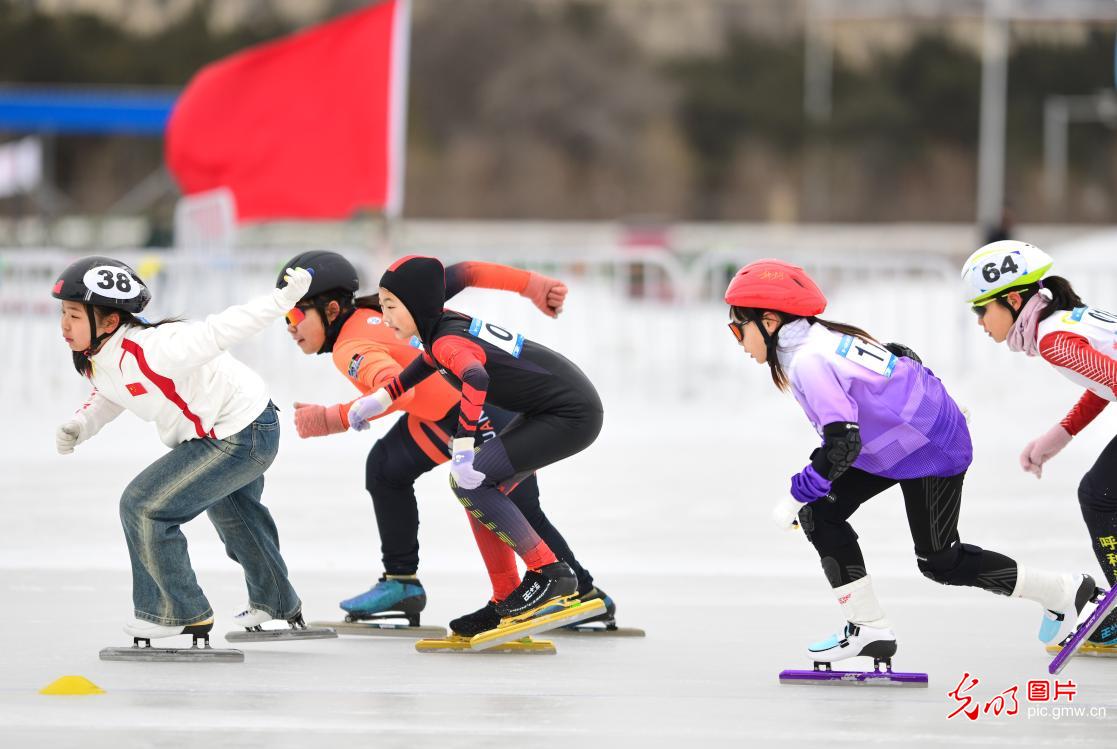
[1039,331,1116,434]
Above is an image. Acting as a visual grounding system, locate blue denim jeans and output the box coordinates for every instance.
[120,403,300,626]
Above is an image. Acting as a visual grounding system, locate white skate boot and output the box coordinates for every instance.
[807,622,898,664]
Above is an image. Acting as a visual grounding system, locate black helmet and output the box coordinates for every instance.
[277,251,359,304]
[52,256,151,313]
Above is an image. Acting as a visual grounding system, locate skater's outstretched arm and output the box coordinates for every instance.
[56,388,124,454]
[445,262,567,318]
[143,268,313,372]
[1016,331,1117,476]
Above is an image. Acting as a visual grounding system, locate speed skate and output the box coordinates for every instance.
[100,621,243,663]
[225,609,337,643]
[1047,584,1117,674]
[416,635,556,655]
[309,613,447,639]
[779,622,928,688]
[470,596,606,651]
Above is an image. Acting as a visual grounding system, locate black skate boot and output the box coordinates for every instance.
[495,561,578,619]
[449,601,502,637]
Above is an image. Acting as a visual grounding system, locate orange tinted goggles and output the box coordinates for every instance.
[727,320,747,342]
[285,307,307,327]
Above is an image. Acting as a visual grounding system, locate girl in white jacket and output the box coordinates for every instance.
[53,255,312,643]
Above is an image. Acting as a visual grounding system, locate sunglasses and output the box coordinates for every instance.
[727,319,750,342]
[285,306,309,327]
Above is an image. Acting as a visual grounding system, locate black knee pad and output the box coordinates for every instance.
[797,504,858,552]
[1078,472,1117,514]
[916,541,983,586]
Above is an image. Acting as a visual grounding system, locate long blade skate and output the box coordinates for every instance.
[780,659,927,688]
[1049,585,1117,675]
[1046,642,1117,658]
[469,597,605,651]
[101,631,243,663]
[310,611,447,639]
[226,614,336,643]
[417,635,556,655]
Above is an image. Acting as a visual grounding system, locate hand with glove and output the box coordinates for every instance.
[522,272,568,318]
[348,391,392,431]
[293,402,348,438]
[450,438,486,489]
[772,465,833,529]
[56,420,84,455]
[1019,424,1072,479]
[272,267,314,310]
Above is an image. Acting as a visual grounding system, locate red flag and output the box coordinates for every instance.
[166,0,409,220]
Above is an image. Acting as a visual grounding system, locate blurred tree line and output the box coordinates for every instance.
[1,0,1114,222]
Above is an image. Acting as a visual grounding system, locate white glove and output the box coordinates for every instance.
[56,420,83,455]
[272,267,314,310]
[772,495,807,530]
[348,390,393,431]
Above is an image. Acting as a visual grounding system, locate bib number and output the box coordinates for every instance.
[1065,306,1117,336]
[82,265,142,301]
[836,335,897,377]
[469,319,524,358]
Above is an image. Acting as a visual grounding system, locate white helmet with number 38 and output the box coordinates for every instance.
[960,240,1054,306]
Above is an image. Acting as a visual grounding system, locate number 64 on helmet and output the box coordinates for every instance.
[960,240,1054,307]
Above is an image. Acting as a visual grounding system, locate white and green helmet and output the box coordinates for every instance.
[960,240,1054,306]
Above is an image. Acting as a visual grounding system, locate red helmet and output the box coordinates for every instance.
[724,259,827,317]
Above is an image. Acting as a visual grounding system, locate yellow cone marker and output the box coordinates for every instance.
[39,675,105,695]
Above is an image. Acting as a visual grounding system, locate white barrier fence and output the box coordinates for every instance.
[4,245,1115,412]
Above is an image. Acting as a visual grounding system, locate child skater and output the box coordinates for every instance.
[54,256,314,643]
[725,258,1094,666]
[279,251,615,634]
[962,240,1117,651]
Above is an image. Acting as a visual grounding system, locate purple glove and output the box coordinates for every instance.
[348,391,391,432]
[790,464,832,504]
[1019,424,1073,479]
[450,438,486,489]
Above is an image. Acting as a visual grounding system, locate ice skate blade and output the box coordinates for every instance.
[553,622,646,637]
[225,626,336,643]
[470,599,606,651]
[310,620,447,638]
[100,645,243,663]
[1046,642,1117,658]
[416,635,556,655]
[1049,585,1117,675]
[779,668,927,687]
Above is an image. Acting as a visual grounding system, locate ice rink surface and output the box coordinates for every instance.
[3,378,1117,747]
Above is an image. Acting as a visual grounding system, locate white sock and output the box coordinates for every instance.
[1012,567,1072,611]
[833,575,890,629]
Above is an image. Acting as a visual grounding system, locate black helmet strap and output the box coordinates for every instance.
[82,304,120,358]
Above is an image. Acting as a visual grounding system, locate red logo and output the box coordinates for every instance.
[947,673,1077,721]
[125,382,148,397]
[52,280,64,294]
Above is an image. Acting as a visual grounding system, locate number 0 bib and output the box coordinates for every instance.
[469,319,525,358]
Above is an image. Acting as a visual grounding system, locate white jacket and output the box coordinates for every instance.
[70,292,289,448]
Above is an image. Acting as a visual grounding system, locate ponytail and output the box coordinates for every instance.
[733,306,878,392]
[992,275,1084,322]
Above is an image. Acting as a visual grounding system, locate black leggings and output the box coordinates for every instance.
[798,467,1019,596]
[365,404,594,590]
[1078,433,1117,589]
